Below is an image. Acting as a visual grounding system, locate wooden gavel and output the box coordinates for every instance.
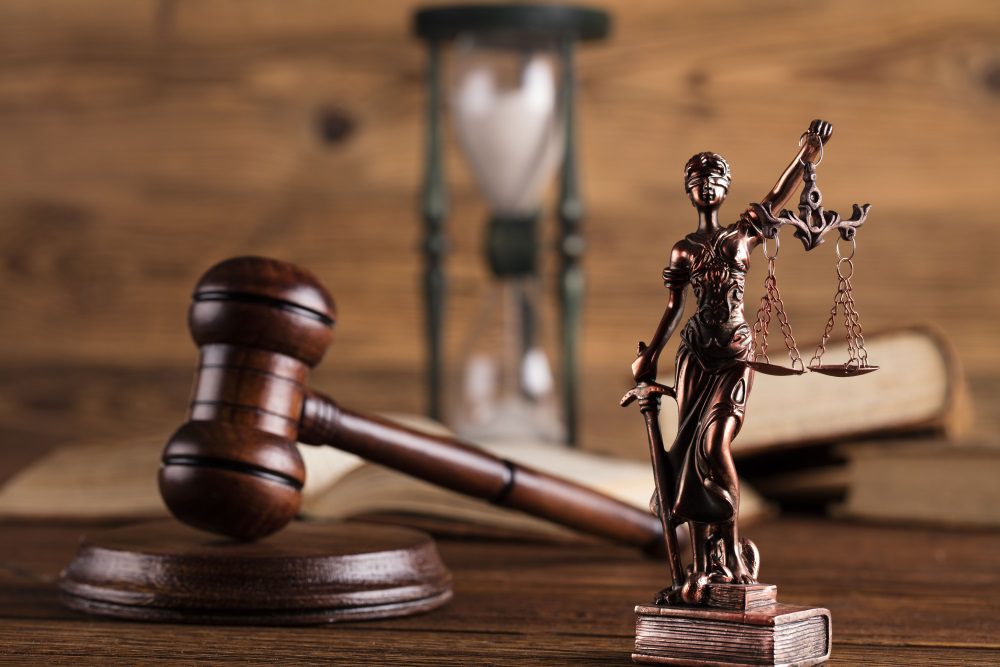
[160,256,663,551]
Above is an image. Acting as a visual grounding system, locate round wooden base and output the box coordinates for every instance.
[59,519,452,624]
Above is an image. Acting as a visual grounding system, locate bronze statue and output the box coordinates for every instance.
[626,120,872,666]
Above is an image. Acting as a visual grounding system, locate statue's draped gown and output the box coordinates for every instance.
[661,218,757,524]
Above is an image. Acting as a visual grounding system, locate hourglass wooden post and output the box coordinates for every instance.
[623,120,872,666]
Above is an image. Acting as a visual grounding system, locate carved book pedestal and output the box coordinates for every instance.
[632,585,831,666]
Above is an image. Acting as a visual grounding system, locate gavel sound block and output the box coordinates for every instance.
[59,257,664,624]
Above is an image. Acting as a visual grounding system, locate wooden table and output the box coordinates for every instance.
[1,365,997,665]
[1,516,998,665]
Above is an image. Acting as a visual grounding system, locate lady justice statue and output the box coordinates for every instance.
[623,118,871,630]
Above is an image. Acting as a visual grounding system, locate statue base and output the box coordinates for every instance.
[632,585,831,666]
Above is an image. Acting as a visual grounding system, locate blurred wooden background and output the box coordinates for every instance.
[0,0,998,472]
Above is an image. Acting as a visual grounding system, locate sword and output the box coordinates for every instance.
[621,361,684,591]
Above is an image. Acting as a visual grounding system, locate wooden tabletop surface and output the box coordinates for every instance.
[1,516,998,666]
[1,367,999,666]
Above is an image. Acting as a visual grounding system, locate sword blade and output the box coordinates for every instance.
[638,393,684,589]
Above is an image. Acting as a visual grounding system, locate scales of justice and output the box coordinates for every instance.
[623,120,873,666]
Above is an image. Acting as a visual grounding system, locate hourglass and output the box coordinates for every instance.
[414,5,610,445]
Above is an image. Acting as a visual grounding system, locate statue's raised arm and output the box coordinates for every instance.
[755,119,830,215]
[748,119,871,250]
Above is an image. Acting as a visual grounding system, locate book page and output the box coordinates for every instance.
[0,435,167,519]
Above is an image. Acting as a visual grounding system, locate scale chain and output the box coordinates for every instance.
[751,267,774,363]
[752,254,805,370]
[809,256,871,371]
[771,276,805,371]
[844,276,868,369]
[809,278,843,368]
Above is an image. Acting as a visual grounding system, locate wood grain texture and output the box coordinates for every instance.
[0,2,998,455]
[2,517,999,664]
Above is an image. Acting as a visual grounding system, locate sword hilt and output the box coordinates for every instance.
[621,381,676,408]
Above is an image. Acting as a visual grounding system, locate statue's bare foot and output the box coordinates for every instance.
[728,562,756,585]
[726,549,757,584]
[715,537,759,584]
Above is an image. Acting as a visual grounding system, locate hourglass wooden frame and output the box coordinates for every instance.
[413,4,610,445]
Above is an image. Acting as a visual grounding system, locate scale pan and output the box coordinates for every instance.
[809,364,879,377]
[745,361,807,376]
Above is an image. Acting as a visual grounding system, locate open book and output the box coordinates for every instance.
[0,414,770,542]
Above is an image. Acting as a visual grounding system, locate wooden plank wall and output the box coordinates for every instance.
[0,0,997,459]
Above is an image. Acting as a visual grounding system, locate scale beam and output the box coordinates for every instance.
[750,162,870,251]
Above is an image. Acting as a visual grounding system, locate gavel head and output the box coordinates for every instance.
[159,256,335,540]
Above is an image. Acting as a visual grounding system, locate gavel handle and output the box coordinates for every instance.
[299,389,664,554]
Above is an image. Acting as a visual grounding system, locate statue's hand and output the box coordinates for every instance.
[620,380,675,408]
[807,119,833,144]
[631,341,656,384]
